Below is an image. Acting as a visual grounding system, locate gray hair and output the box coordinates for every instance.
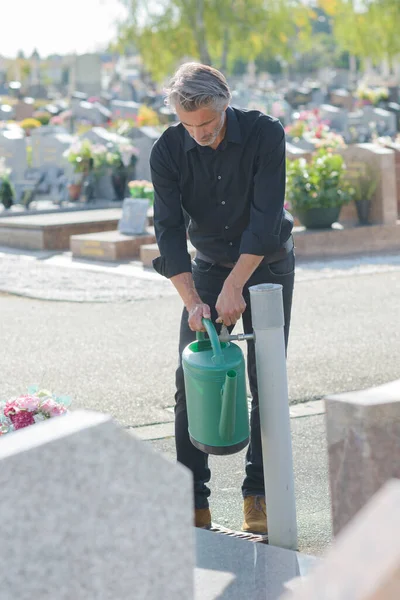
[165,63,232,112]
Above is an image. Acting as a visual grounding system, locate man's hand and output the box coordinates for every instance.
[188,302,212,332]
[215,280,246,327]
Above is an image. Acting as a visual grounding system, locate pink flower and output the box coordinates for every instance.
[10,411,35,430]
[3,401,19,417]
[40,398,67,418]
[15,395,40,412]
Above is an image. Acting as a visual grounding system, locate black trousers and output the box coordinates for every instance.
[174,250,295,509]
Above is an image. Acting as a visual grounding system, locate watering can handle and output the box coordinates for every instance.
[196,319,224,364]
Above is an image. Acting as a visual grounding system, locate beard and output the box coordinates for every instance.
[193,112,226,147]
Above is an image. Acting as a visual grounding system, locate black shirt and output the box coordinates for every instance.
[150,106,293,278]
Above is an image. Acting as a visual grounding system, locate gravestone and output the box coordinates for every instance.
[325,379,400,536]
[110,99,141,121]
[14,99,35,121]
[319,104,348,132]
[386,102,400,131]
[0,130,28,179]
[119,197,150,234]
[73,53,102,96]
[284,88,312,108]
[31,129,75,172]
[363,105,397,137]
[80,126,131,148]
[280,480,400,599]
[0,410,194,599]
[72,101,111,125]
[129,126,161,180]
[329,88,354,111]
[339,143,397,225]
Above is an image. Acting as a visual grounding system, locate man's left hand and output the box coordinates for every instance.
[215,280,246,327]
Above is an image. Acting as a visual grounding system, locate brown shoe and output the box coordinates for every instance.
[195,508,212,529]
[242,495,268,534]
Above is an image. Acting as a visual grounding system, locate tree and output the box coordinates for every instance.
[318,0,400,67]
[116,0,314,81]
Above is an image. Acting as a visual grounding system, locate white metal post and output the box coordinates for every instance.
[249,283,298,550]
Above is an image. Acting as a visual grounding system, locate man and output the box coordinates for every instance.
[150,62,294,534]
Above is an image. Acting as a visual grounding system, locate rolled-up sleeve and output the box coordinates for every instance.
[239,119,286,257]
[150,140,192,278]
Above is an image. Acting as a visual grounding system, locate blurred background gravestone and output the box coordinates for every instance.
[129,126,160,180]
[0,411,194,600]
[0,129,28,180]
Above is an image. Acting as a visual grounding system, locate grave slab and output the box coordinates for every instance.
[195,528,318,599]
[293,221,400,259]
[140,241,196,268]
[0,209,122,250]
[0,410,194,599]
[71,228,156,261]
[325,379,400,536]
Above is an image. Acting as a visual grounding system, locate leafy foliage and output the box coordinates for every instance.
[117,0,314,80]
[286,150,355,211]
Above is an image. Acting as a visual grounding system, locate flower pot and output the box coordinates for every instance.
[68,183,82,202]
[95,169,116,202]
[296,207,341,229]
[355,199,371,225]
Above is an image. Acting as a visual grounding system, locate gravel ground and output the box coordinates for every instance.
[0,247,400,303]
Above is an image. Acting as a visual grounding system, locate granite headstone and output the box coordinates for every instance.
[0,130,28,180]
[325,379,400,536]
[0,410,194,599]
[280,479,400,599]
[119,197,150,235]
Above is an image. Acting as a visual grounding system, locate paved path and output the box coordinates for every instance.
[1,248,399,555]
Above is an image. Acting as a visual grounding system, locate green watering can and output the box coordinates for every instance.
[182,318,249,455]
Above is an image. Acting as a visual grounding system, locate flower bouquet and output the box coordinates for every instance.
[0,387,71,436]
[128,180,154,203]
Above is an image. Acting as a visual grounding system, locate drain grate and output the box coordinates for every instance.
[209,522,268,544]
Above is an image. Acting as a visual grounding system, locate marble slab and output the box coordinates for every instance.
[195,528,317,600]
[280,479,400,599]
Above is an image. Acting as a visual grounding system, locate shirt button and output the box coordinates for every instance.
[225,225,229,229]
[217,175,222,180]
[229,242,233,246]
[221,201,226,205]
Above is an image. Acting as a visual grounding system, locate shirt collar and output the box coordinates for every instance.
[183,106,242,152]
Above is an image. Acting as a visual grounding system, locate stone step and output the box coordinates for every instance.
[0,208,122,251]
[70,228,156,262]
[140,242,196,268]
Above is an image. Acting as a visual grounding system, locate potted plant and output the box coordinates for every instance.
[0,157,14,209]
[107,143,139,201]
[128,179,154,203]
[286,149,355,229]
[350,164,379,225]
[63,140,93,201]
[19,117,42,136]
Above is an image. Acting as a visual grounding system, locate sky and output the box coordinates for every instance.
[0,0,128,58]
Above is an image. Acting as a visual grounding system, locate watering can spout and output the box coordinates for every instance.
[218,370,237,442]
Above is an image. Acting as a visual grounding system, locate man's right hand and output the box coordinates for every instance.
[188,303,212,332]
